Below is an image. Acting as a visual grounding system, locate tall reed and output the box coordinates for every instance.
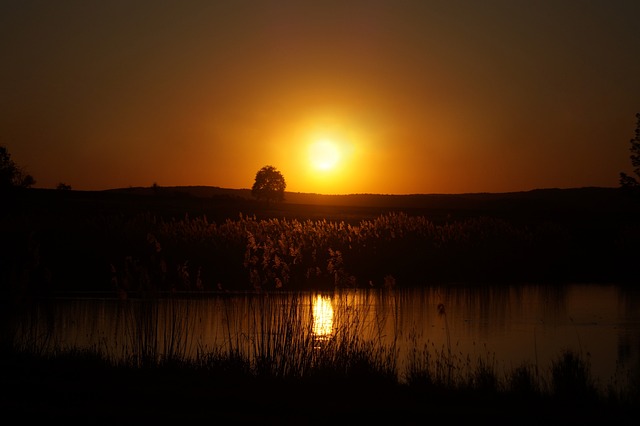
[121,298,196,367]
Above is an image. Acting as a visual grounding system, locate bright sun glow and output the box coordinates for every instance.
[309,139,342,171]
[285,119,367,194]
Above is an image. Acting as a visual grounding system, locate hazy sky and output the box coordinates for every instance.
[2,0,639,194]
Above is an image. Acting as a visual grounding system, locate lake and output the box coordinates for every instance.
[11,283,640,390]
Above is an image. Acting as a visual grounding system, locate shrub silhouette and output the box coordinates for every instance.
[0,145,35,190]
[619,112,640,191]
[551,350,596,401]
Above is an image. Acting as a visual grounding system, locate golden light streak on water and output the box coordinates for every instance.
[312,294,334,337]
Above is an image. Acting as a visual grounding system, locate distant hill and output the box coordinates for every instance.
[7,184,640,233]
[106,185,637,212]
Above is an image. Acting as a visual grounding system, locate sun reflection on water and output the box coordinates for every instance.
[312,294,334,338]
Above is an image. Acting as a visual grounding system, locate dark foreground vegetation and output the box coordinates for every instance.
[2,186,639,424]
[2,344,638,425]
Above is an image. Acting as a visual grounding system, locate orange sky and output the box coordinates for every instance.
[1,1,639,195]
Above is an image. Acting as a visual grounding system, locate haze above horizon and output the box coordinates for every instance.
[2,1,639,195]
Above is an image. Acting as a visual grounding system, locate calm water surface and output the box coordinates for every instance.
[14,284,640,388]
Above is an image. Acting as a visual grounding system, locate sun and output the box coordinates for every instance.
[291,124,362,193]
[309,139,342,171]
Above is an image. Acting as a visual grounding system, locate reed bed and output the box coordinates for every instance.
[7,292,639,409]
[6,210,637,299]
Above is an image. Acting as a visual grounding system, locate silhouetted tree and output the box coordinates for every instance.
[0,145,35,190]
[619,112,640,191]
[57,182,72,190]
[251,165,286,203]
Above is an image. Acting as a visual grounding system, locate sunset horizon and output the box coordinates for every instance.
[25,180,622,197]
[2,1,639,195]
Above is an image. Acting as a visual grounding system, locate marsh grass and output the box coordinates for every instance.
[6,291,640,421]
[233,292,400,383]
[550,349,597,401]
[507,363,540,396]
[404,337,502,394]
[8,209,638,298]
[123,298,197,366]
[9,302,57,356]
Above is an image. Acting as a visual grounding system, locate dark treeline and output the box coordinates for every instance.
[2,187,639,300]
